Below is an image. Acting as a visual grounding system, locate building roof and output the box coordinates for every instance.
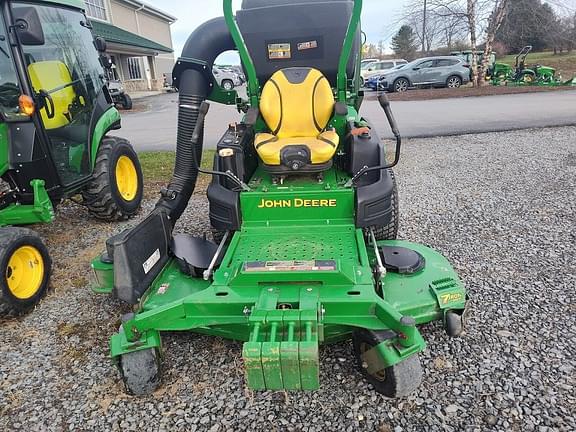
[91,20,173,54]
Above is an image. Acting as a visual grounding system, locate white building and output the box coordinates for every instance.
[86,0,177,91]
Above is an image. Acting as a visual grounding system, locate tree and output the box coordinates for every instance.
[391,25,418,60]
[496,0,558,52]
[399,0,468,53]
[414,0,510,86]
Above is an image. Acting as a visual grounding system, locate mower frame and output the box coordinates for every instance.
[93,0,467,396]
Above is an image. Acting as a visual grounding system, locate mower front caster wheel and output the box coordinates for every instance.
[445,310,465,337]
[118,347,162,396]
[353,330,423,398]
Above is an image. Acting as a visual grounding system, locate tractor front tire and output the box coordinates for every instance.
[353,329,423,398]
[119,347,161,396]
[365,170,399,241]
[0,227,51,317]
[83,137,143,221]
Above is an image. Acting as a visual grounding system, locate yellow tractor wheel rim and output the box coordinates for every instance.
[115,155,138,201]
[6,246,45,299]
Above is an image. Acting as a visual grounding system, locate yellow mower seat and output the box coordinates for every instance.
[28,61,76,130]
[255,68,339,170]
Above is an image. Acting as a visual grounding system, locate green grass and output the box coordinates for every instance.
[138,150,216,197]
[499,51,576,79]
[139,150,215,183]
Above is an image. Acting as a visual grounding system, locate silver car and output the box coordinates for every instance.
[212,67,243,90]
[379,56,471,92]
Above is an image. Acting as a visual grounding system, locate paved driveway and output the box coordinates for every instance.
[120,90,576,151]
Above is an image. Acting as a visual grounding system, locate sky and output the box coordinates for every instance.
[143,0,410,63]
[143,0,576,64]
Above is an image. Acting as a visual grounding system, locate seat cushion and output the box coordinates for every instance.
[255,130,339,166]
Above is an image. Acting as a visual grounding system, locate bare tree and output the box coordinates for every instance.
[479,0,509,85]
[409,0,510,86]
[398,0,468,53]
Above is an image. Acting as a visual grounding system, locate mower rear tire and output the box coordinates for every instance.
[0,227,51,317]
[365,170,399,241]
[353,329,423,398]
[83,137,143,221]
[119,347,161,396]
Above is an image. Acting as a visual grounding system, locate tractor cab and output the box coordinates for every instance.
[0,0,143,317]
[92,0,467,398]
[1,3,108,188]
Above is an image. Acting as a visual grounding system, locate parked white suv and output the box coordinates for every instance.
[361,59,408,86]
[213,67,243,90]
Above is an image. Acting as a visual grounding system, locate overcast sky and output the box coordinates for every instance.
[144,0,576,63]
[144,0,409,63]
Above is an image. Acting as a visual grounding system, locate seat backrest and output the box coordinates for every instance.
[237,0,360,86]
[28,60,76,130]
[260,68,334,138]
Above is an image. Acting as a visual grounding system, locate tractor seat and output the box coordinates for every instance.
[28,61,77,130]
[255,68,339,173]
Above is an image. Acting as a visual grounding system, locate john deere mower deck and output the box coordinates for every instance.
[92,0,467,397]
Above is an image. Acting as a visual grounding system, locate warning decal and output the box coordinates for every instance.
[268,43,292,60]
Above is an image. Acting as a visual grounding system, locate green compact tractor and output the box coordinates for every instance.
[489,45,570,86]
[0,0,143,316]
[92,0,467,397]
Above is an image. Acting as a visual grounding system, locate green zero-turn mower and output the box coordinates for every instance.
[0,0,143,316]
[489,45,575,86]
[92,0,467,398]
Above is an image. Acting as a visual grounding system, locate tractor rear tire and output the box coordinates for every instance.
[119,347,161,396]
[365,170,399,241]
[0,227,51,317]
[83,137,143,221]
[353,329,423,398]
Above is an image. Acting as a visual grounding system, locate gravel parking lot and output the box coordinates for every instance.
[1,127,574,432]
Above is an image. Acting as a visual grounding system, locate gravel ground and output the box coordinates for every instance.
[1,126,575,432]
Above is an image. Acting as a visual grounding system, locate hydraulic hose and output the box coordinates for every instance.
[155,17,235,225]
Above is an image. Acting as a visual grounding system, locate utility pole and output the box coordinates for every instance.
[422,0,428,53]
